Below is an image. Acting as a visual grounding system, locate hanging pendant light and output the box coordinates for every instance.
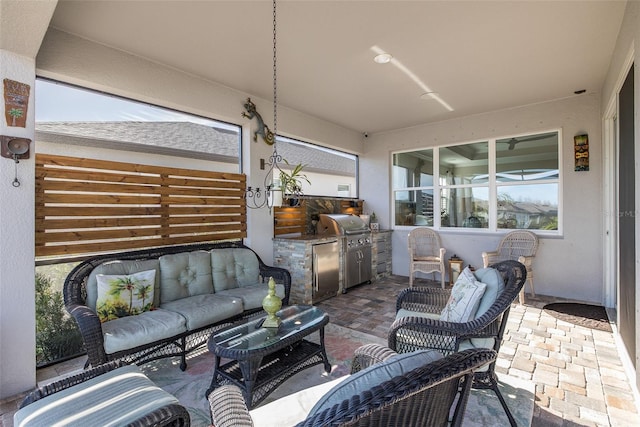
[245,0,294,211]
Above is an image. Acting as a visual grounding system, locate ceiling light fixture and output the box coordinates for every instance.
[420,92,440,100]
[371,45,453,112]
[373,53,393,64]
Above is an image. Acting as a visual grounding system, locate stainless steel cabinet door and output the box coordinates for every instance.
[312,241,339,301]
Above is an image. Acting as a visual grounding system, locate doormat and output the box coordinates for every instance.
[543,303,612,332]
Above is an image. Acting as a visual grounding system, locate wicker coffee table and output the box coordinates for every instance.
[205,305,331,408]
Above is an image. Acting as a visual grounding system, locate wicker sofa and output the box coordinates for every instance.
[208,344,497,427]
[64,241,291,370]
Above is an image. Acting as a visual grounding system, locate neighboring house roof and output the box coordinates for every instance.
[499,202,557,216]
[35,121,355,176]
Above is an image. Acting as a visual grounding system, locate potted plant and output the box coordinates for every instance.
[370,211,379,231]
[279,160,311,206]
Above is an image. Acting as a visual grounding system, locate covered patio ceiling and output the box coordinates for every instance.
[44,1,626,134]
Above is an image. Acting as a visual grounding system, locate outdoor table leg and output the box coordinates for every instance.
[205,354,222,398]
[319,327,331,373]
[239,357,263,409]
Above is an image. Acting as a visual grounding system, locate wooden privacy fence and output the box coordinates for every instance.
[36,154,247,258]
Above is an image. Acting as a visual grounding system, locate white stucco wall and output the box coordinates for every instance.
[0,50,37,398]
[361,94,604,304]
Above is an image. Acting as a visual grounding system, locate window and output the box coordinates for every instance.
[35,79,241,168]
[392,131,560,233]
[276,136,358,198]
[393,149,434,225]
[440,141,489,228]
[495,132,559,230]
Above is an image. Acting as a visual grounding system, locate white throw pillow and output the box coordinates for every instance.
[440,267,486,322]
[96,270,156,322]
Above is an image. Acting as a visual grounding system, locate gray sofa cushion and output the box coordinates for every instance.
[308,349,443,417]
[217,283,286,310]
[160,294,244,330]
[87,259,161,311]
[13,365,179,427]
[102,309,187,354]
[211,248,261,291]
[159,251,214,303]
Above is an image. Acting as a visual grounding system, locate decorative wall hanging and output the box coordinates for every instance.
[242,97,275,145]
[574,134,589,171]
[3,79,30,128]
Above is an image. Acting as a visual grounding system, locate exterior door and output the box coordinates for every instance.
[618,63,635,366]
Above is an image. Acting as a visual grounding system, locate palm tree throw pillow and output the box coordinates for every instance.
[96,270,156,322]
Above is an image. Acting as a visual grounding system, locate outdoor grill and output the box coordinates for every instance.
[318,214,372,291]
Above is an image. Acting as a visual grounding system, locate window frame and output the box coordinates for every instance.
[391,130,562,235]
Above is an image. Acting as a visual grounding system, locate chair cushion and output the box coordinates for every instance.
[14,365,179,427]
[211,248,261,291]
[217,283,286,310]
[102,309,187,354]
[473,267,504,318]
[249,377,347,427]
[160,293,243,330]
[95,270,156,322]
[159,251,214,303]
[440,268,486,322]
[308,349,443,417]
[87,259,161,311]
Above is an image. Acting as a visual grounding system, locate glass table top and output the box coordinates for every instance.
[211,305,326,351]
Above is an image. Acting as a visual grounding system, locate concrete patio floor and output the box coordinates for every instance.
[1,275,639,427]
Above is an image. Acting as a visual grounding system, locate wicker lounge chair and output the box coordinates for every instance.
[388,260,527,427]
[208,344,496,427]
[482,230,538,304]
[14,361,190,426]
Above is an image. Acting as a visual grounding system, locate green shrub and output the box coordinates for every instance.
[35,273,84,365]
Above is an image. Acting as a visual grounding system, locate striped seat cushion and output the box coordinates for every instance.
[14,365,179,427]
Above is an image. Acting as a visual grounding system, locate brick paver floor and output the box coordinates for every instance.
[317,275,640,427]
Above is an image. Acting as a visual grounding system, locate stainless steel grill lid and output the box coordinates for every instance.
[318,214,369,235]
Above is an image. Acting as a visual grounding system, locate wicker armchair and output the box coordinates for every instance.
[388,260,527,427]
[208,344,497,427]
[15,361,190,426]
[482,230,538,304]
[408,227,447,288]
